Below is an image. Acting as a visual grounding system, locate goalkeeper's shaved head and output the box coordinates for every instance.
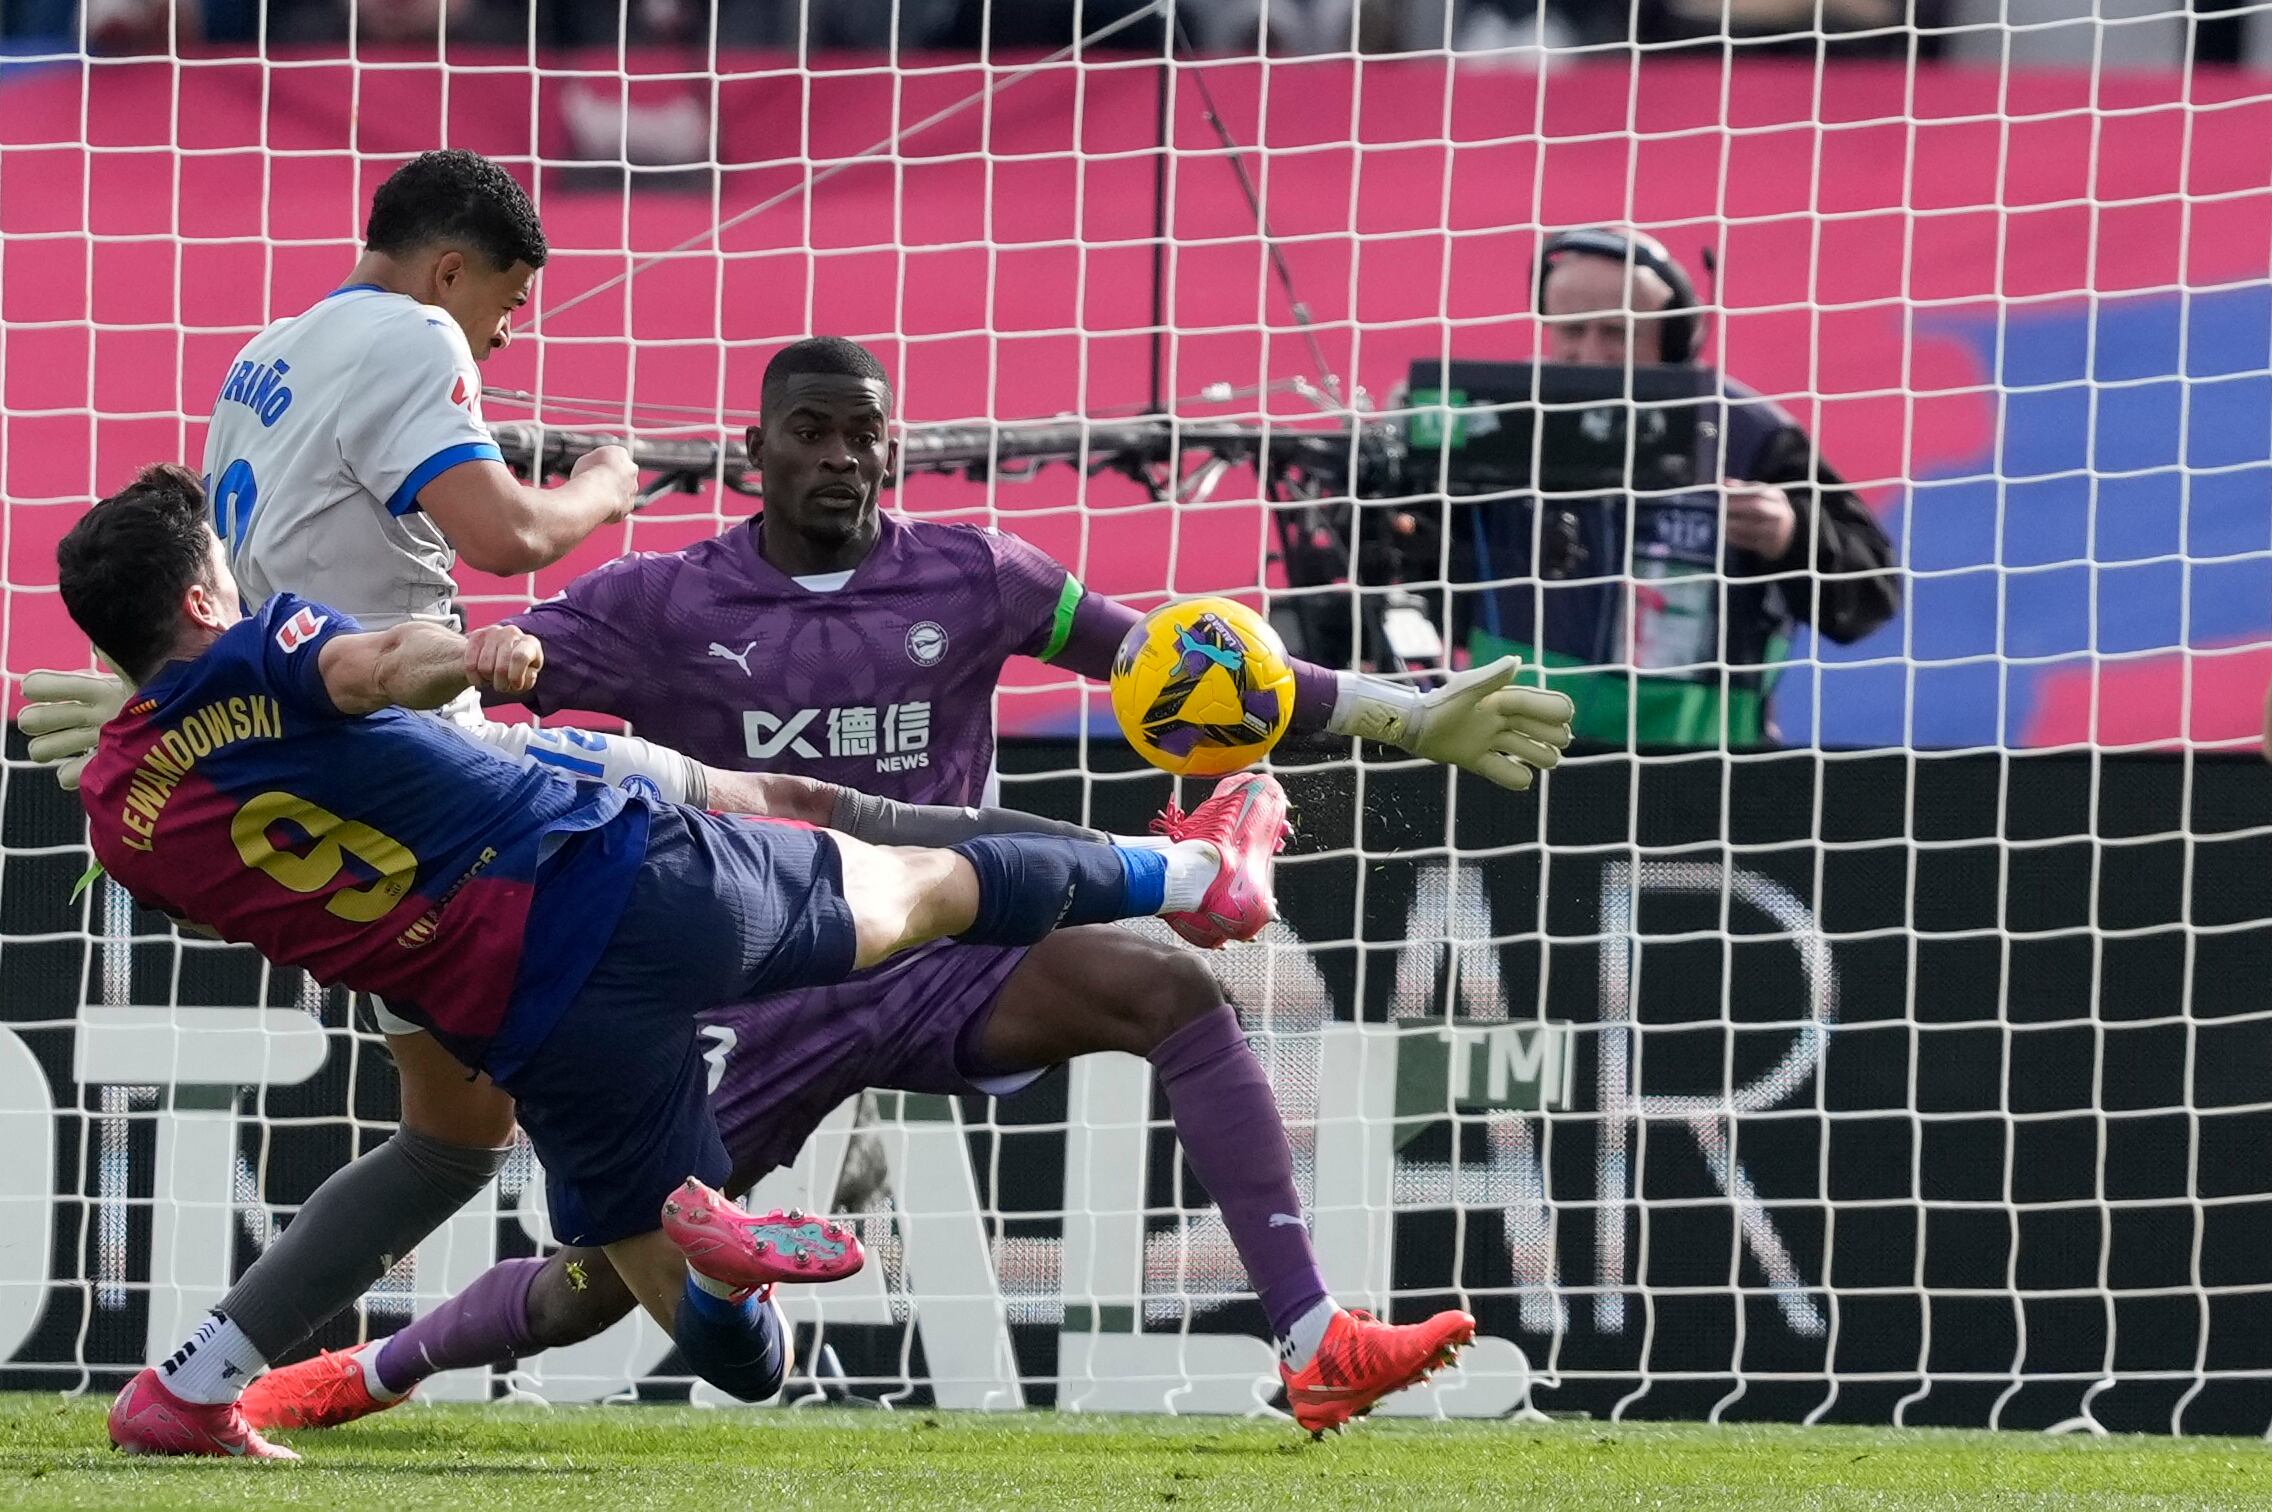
[762,337,892,416]
[748,338,897,577]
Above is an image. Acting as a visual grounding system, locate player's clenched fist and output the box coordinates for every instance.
[466,624,543,697]
[569,443,640,523]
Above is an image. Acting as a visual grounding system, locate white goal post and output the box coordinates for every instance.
[4,0,2272,1435]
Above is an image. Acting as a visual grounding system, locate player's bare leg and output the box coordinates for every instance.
[826,779,1279,967]
[391,1029,516,1146]
[603,1232,701,1334]
[831,836,983,966]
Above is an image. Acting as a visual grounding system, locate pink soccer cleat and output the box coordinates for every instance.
[236,1347,403,1432]
[1150,771,1290,949]
[1279,1307,1477,1437]
[107,1366,299,1459]
[660,1178,865,1297]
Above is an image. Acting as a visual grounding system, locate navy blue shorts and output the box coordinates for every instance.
[501,804,861,1248]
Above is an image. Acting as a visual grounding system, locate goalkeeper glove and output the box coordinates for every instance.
[1330,657,1574,792]
[18,667,128,792]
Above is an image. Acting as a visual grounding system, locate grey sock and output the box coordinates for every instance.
[829,786,1108,848]
[218,1127,511,1360]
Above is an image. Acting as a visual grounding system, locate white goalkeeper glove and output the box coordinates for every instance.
[1330,657,1575,792]
[18,666,129,792]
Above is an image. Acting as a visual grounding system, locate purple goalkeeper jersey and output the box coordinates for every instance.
[501,507,1340,1190]
[510,512,1080,806]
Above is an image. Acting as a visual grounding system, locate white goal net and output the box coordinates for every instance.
[4,0,2272,1435]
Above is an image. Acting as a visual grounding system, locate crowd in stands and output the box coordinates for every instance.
[0,0,1937,61]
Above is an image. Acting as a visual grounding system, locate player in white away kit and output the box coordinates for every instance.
[202,155,705,798]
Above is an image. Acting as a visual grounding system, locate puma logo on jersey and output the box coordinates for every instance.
[709,641,756,675]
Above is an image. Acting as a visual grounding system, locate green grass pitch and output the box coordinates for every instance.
[4,1396,2269,1510]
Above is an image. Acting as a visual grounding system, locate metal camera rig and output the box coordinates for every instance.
[487,408,1441,675]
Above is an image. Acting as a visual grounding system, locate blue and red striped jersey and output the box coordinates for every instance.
[80,594,648,1070]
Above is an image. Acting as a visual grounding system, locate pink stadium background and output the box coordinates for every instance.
[5,50,2271,745]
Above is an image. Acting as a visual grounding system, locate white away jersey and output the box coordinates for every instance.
[201,285,499,629]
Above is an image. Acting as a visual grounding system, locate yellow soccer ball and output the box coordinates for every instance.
[1109,597,1295,776]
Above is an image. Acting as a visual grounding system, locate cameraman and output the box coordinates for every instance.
[1467,227,1899,747]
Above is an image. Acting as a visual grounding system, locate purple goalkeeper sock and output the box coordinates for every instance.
[1148,1005,1330,1339]
[373,1256,544,1396]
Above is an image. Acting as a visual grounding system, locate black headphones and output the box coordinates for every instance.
[1535,226,1704,365]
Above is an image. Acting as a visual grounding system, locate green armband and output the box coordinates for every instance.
[1035,575,1084,664]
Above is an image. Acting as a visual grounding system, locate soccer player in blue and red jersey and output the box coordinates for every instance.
[62,465,1290,1457]
[240,339,1575,1437]
[26,161,1282,1447]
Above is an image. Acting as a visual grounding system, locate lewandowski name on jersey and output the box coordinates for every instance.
[79,594,645,1072]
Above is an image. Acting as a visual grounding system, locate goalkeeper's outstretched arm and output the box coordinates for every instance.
[1034,586,1576,792]
[679,764,1117,845]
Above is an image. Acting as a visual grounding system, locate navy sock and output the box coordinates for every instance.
[674,1278,786,1402]
[950,837,1165,946]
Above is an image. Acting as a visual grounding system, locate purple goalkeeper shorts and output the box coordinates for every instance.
[698,937,1035,1186]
